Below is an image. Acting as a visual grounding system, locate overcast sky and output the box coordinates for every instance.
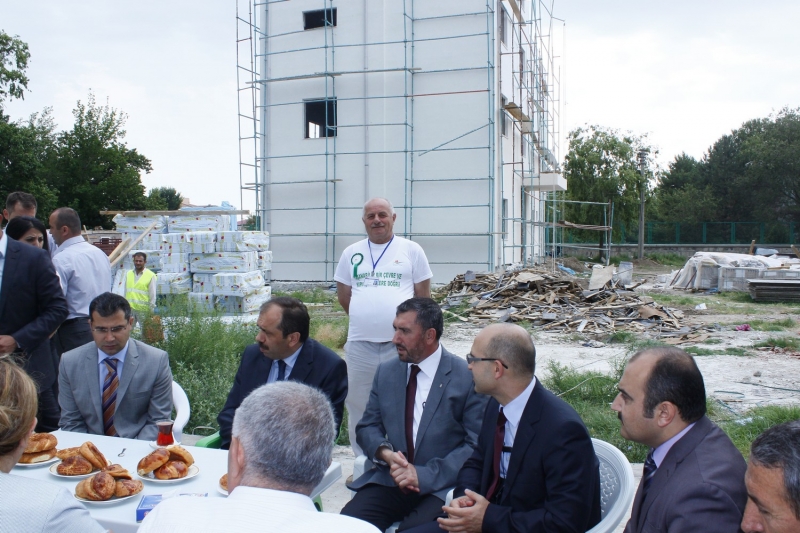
[3,1,798,209]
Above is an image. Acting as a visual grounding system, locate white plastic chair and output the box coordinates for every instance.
[587,438,636,533]
[171,380,191,443]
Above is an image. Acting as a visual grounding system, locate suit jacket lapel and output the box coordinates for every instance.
[637,416,714,527]
[415,349,452,448]
[116,340,140,407]
[503,380,541,494]
[288,341,313,382]
[0,239,20,320]
[86,346,104,425]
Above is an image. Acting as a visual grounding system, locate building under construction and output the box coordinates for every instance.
[237,0,564,282]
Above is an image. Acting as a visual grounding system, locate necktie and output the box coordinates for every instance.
[102,358,119,437]
[486,408,507,502]
[642,450,657,496]
[405,364,421,463]
[276,360,287,381]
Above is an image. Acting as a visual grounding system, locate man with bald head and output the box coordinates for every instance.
[335,198,433,455]
[407,323,601,533]
[613,347,747,533]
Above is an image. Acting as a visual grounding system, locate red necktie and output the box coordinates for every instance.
[405,364,421,463]
[486,407,507,501]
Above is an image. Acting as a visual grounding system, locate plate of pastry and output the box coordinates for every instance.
[16,432,59,467]
[49,442,114,478]
[136,445,198,483]
[74,471,143,503]
[217,473,228,496]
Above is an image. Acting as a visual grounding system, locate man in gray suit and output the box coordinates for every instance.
[613,347,747,533]
[341,298,487,532]
[58,292,173,440]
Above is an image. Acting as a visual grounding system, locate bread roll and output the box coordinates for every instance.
[24,433,57,453]
[137,448,170,476]
[114,479,143,497]
[102,464,132,480]
[166,445,195,467]
[79,442,108,470]
[57,455,93,476]
[75,478,91,500]
[82,472,115,501]
[154,460,188,480]
[56,447,82,460]
[18,449,56,464]
[220,473,228,491]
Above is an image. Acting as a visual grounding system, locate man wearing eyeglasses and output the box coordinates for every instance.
[58,292,173,440]
[406,323,601,533]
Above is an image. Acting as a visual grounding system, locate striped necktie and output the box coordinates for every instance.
[102,358,119,437]
[642,450,657,495]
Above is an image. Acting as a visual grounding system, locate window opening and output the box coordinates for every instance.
[305,99,337,138]
[304,8,337,30]
[501,96,508,136]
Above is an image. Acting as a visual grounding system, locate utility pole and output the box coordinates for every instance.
[637,149,648,260]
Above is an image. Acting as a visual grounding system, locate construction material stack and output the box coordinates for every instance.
[112,213,271,315]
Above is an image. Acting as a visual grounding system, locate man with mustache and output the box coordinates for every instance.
[335,197,433,456]
[613,347,747,533]
[217,296,348,450]
[341,298,486,532]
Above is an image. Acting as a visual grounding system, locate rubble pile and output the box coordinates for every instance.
[439,267,685,335]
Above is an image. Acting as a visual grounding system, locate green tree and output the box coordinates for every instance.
[0,30,30,111]
[563,125,657,252]
[147,187,184,210]
[0,108,59,217]
[53,92,153,228]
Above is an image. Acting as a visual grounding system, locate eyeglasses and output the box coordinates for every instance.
[466,354,508,369]
[91,325,128,334]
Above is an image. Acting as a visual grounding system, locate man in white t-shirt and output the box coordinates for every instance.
[335,198,433,456]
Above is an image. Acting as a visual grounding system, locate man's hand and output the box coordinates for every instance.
[0,335,18,355]
[389,452,420,492]
[437,489,488,533]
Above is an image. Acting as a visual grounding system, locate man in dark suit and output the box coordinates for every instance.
[341,298,488,532]
[0,210,68,432]
[217,296,348,450]
[613,347,747,533]
[408,322,601,533]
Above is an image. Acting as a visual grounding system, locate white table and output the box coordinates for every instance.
[11,430,341,533]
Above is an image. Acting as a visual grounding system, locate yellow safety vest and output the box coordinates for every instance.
[126,269,155,311]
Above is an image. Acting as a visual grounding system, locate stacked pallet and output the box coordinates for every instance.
[748,279,800,302]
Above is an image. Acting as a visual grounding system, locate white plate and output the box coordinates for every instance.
[137,464,199,483]
[74,493,139,505]
[217,483,228,496]
[49,462,95,479]
[15,456,58,468]
[148,440,180,449]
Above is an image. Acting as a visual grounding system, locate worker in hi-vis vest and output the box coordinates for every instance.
[122,252,156,319]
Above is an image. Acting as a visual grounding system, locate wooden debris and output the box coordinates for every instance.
[437,267,685,334]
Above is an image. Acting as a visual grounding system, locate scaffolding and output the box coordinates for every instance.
[237,0,563,282]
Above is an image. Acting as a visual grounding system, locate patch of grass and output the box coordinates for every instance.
[336,408,350,446]
[703,338,723,344]
[716,292,756,304]
[542,360,649,462]
[628,339,669,354]
[310,315,349,351]
[607,331,637,344]
[744,318,797,332]
[649,294,699,307]
[273,287,338,304]
[718,405,800,457]
[645,252,687,268]
[754,336,800,350]
[684,346,752,357]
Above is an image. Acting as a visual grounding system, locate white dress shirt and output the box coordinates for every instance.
[499,376,536,477]
[267,344,303,383]
[97,341,129,393]
[52,236,112,319]
[0,231,7,296]
[407,344,442,445]
[138,485,381,533]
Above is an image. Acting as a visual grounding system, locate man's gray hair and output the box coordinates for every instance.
[749,420,800,519]
[232,381,336,493]
[363,197,394,217]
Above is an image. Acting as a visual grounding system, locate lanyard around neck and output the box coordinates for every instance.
[368,236,394,272]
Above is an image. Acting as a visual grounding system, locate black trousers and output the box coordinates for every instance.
[35,383,61,432]
[54,319,93,356]
[341,483,445,532]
